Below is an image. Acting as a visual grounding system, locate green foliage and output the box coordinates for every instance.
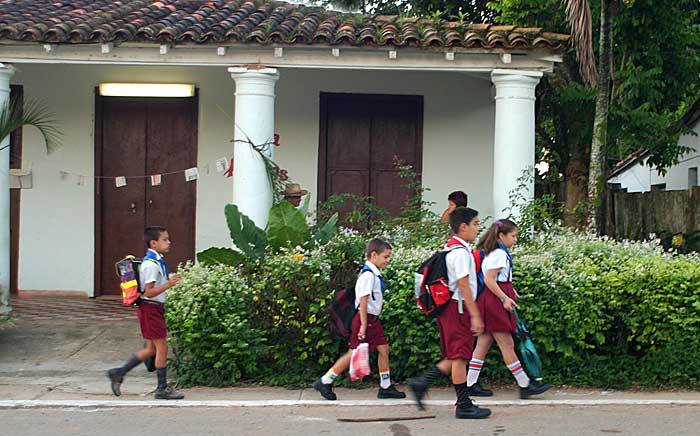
[170,224,700,389]
[166,263,267,386]
[0,94,63,154]
[196,246,245,267]
[267,202,311,250]
[224,204,267,258]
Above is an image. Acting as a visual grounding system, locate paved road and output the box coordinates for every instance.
[3,404,699,436]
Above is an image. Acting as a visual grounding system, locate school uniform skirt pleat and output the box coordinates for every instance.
[477,281,517,333]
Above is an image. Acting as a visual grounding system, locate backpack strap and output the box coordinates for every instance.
[442,243,468,315]
[360,264,381,302]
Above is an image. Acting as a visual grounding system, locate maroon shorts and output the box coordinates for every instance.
[137,301,168,340]
[348,312,388,352]
[477,281,517,333]
[437,300,474,361]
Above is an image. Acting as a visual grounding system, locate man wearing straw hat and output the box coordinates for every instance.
[282,183,308,207]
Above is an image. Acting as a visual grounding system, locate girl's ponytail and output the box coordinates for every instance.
[477,219,518,254]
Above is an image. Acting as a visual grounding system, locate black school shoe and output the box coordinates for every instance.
[455,401,492,419]
[313,378,337,401]
[106,368,123,397]
[407,377,429,410]
[519,380,552,399]
[377,384,406,399]
[467,382,494,397]
[154,385,185,400]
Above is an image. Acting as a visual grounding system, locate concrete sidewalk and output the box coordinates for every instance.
[2,317,699,407]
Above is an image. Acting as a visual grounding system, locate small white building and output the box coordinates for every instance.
[0,0,567,300]
[608,104,700,192]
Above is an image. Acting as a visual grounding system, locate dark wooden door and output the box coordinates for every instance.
[319,93,423,222]
[96,95,198,296]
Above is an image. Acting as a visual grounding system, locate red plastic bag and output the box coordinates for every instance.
[349,343,370,381]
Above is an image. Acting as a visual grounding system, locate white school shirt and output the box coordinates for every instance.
[140,249,169,303]
[445,236,478,301]
[354,261,384,316]
[481,248,513,282]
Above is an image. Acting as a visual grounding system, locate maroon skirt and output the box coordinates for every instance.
[348,312,388,352]
[477,281,517,333]
[136,301,168,340]
[437,300,474,361]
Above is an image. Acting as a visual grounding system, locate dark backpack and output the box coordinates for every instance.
[414,246,466,317]
[327,265,376,339]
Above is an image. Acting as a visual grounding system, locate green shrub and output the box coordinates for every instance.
[168,226,700,389]
[166,263,266,386]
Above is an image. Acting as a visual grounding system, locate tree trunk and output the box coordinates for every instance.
[587,0,614,233]
[564,143,589,228]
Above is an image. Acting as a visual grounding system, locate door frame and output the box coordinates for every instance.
[93,89,199,297]
[317,92,424,205]
[9,85,23,295]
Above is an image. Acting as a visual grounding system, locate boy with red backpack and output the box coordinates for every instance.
[314,238,406,401]
[409,207,491,419]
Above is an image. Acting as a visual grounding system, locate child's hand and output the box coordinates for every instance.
[168,273,181,287]
[358,325,367,341]
[503,297,518,312]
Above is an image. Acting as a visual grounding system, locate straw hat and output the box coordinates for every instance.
[282,183,308,197]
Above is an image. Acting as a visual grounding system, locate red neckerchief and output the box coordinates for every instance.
[445,236,469,249]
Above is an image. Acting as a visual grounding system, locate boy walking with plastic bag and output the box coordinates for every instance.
[314,238,406,400]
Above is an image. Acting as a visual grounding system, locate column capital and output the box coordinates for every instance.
[228,66,279,79]
[491,70,542,101]
[0,63,16,83]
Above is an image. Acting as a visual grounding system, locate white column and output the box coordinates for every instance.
[491,69,542,219]
[0,63,15,314]
[228,67,279,228]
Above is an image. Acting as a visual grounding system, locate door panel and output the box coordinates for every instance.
[319,93,423,224]
[97,95,197,296]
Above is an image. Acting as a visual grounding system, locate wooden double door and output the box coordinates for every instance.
[319,93,423,222]
[95,94,198,296]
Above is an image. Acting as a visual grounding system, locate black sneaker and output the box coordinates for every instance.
[468,382,494,397]
[313,378,337,401]
[408,377,429,410]
[455,401,492,419]
[144,356,156,372]
[377,384,406,399]
[106,368,123,397]
[154,385,185,400]
[519,381,552,399]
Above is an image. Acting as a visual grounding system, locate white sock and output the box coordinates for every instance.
[380,371,391,389]
[507,361,530,388]
[467,358,484,387]
[321,369,338,385]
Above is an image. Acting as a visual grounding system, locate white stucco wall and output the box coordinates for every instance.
[609,123,700,192]
[11,64,494,295]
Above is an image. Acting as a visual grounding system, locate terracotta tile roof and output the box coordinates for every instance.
[0,0,570,50]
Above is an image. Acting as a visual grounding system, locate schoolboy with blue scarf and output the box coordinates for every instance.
[107,226,184,400]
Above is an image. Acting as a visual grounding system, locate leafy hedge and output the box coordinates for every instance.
[166,227,700,389]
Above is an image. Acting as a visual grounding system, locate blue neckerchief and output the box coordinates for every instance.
[144,250,169,278]
[497,242,513,279]
[362,263,386,297]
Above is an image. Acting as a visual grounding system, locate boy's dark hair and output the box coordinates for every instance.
[366,238,392,258]
[448,191,468,207]
[477,219,518,254]
[449,207,479,233]
[144,225,167,249]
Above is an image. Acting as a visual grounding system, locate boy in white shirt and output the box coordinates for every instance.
[409,207,491,419]
[314,238,406,400]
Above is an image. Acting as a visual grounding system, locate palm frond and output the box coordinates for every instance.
[0,95,63,154]
[565,0,598,86]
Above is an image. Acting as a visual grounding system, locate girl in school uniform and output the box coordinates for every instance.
[466,219,552,399]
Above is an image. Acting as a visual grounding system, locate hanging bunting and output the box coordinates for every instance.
[151,174,162,186]
[215,157,229,174]
[184,167,199,182]
[115,176,127,188]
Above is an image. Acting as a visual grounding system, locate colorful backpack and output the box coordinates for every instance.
[115,256,152,306]
[327,265,378,339]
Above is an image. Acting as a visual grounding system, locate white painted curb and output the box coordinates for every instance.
[1,399,699,409]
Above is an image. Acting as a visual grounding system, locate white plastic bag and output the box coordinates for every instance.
[349,343,370,381]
